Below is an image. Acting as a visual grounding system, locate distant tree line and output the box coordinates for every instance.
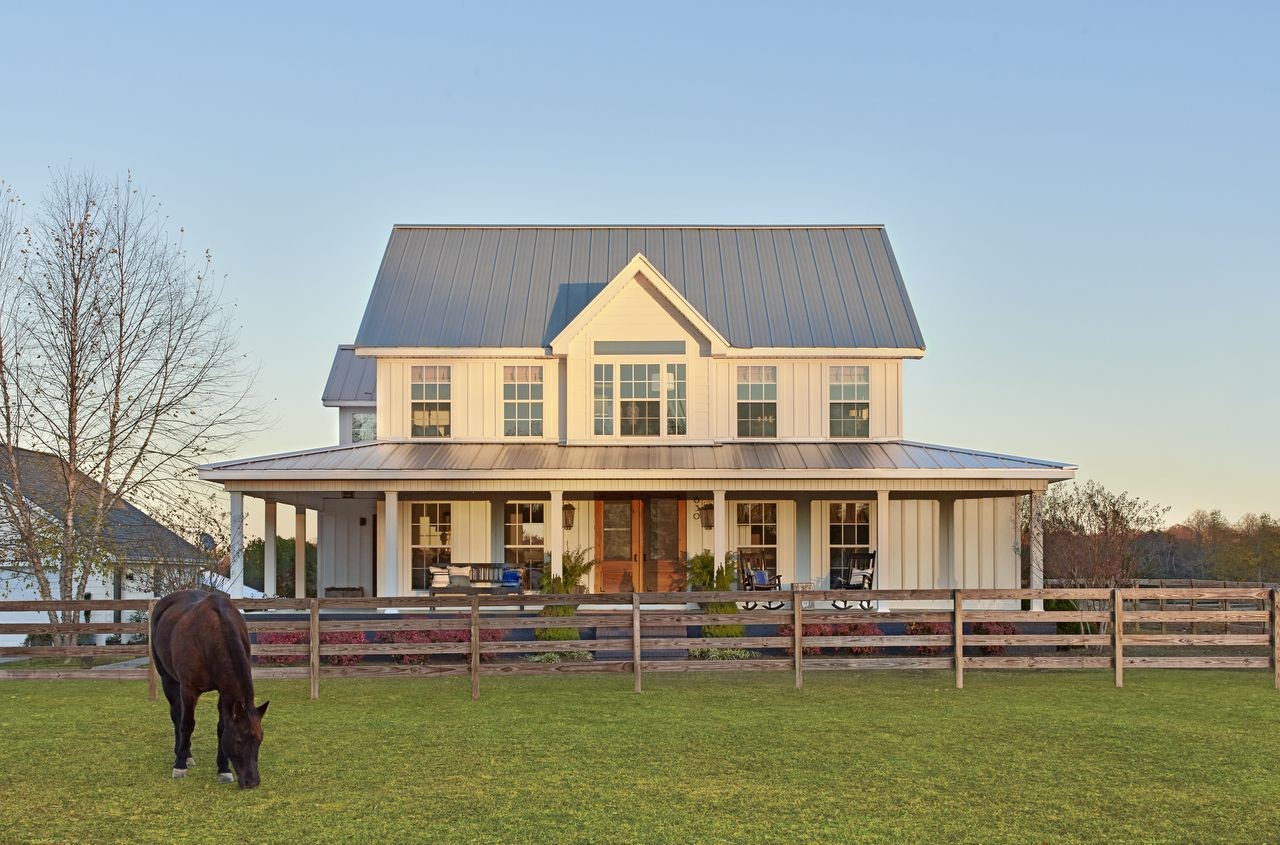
[1021,481,1280,587]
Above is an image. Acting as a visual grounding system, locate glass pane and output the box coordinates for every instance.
[645,498,679,562]
[603,501,632,561]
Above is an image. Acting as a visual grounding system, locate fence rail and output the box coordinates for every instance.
[2,588,1277,699]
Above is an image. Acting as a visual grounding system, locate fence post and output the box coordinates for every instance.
[147,599,158,701]
[632,594,642,693]
[1270,588,1279,691]
[309,598,320,700]
[953,590,964,690]
[470,596,480,702]
[793,590,803,690]
[1112,588,1124,688]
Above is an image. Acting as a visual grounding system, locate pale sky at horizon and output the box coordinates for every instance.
[2,1,1277,535]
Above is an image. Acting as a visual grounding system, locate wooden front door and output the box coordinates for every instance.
[594,497,686,593]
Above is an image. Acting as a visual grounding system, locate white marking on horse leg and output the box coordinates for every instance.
[218,772,235,784]
[186,757,195,767]
[172,768,188,779]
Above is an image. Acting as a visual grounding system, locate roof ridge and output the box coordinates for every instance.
[389,224,888,231]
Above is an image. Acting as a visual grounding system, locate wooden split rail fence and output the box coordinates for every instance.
[1,588,1277,700]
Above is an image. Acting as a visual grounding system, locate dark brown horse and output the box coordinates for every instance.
[151,589,269,788]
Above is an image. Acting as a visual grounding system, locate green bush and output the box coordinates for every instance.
[1045,598,1088,636]
[688,648,758,660]
[685,551,744,638]
[536,548,596,642]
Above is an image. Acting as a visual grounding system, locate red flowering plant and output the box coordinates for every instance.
[776,622,885,656]
[252,630,369,666]
[904,621,952,656]
[376,615,504,664]
[970,621,1017,655]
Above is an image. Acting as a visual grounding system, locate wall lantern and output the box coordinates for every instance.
[562,502,576,531]
[694,500,715,529]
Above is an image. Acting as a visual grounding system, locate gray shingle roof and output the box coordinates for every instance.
[321,345,376,406]
[200,441,1073,479]
[0,447,208,564]
[354,226,925,350]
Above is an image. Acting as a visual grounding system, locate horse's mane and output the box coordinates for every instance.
[214,597,255,705]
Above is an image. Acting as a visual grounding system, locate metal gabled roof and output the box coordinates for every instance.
[199,440,1074,480]
[353,226,926,351]
[321,345,376,406]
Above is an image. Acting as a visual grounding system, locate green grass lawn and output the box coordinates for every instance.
[2,670,1278,844]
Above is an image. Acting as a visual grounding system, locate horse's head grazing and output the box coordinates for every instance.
[223,699,269,788]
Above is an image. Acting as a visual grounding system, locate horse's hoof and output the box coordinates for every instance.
[186,757,196,767]
[218,772,235,784]
[172,768,187,779]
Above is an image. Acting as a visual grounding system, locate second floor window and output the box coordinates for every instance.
[410,365,451,437]
[620,363,661,436]
[736,366,777,438]
[503,366,543,437]
[593,364,614,435]
[351,411,376,443]
[829,366,870,438]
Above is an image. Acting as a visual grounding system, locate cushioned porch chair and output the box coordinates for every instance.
[830,550,876,610]
[739,553,785,611]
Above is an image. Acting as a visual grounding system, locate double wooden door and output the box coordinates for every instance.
[594,497,686,593]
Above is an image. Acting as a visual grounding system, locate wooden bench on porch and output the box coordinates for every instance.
[427,564,524,596]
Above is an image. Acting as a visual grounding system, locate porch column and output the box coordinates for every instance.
[875,490,890,610]
[263,500,277,597]
[1029,490,1045,612]
[383,491,399,598]
[712,489,727,566]
[548,490,564,579]
[228,492,245,599]
[938,497,957,589]
[294,506,307,599]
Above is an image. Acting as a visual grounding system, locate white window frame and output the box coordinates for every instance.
[503,501,547,589]
[734,501,779,579]
[409,502,451,591]
[827,501,872,586]
[735,365,778,439]
[502,365,544,438]
[828,365,870,439]
[409,365,452,439]
[591,357,689,440]
[351,410,376,443]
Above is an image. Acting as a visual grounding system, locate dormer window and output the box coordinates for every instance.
[410,366,451,437]
[829,366,870,438]
[593,360,687,438]
[736,366,777,438]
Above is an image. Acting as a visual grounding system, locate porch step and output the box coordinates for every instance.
[596,624,688,660]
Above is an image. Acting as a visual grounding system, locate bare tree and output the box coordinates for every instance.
[0,170,255,635]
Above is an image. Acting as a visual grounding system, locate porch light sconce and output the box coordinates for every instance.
[694,500,715,529]
[562,502,576,531]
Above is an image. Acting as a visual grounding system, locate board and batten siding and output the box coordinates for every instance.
[318,499,376,596]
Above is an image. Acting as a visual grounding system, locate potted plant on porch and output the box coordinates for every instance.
[532,548,597,659]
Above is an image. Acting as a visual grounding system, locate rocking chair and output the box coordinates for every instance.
[831,551,876,610]
[739,554,784,611]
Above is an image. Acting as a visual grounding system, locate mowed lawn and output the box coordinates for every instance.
[2,671,1279,844]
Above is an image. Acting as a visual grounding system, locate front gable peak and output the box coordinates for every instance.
[549,253,730,355]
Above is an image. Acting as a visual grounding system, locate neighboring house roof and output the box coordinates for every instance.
[322,345,377,406]
[0,447,208,564]
[200,441,1075,480]
[354,226,925,351]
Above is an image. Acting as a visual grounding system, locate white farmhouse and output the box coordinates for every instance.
[199,226,1075,601]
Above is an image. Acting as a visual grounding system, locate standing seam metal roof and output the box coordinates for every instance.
[354,227,925,350]
[321,345,377,405]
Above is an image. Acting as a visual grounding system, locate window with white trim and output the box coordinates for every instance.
[410,503,451,590]
[410,366,451,437]
[735,502,778,579]
[619,363,661,436]
[829,366,870,438]
[502,366,544,437]
[503,502,546,590]
[351,411,376,443]
[666,364,686,435]
[736,366,777,438]
[593,364,614,435]
[829,502,871,585]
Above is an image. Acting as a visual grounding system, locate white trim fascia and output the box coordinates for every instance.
[321,400,377,408]
[354,347,552,358]
[724,347,925,359]
[199,467,1077,482]
[548,253,731,355]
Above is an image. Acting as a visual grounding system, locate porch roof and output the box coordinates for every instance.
[198,440,1075,482]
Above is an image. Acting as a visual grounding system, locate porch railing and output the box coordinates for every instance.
[1,588,1276,699]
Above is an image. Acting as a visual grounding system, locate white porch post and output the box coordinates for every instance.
[228,492,245,599]
[263,500,277,597]
[294,506,307,599]
[548,490,564,579]
[383,491,399,599]
[875,490,890,610]
[712,489,727,567]
[1029,490,1045,611]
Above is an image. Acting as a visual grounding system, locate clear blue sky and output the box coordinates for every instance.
[2,1,1276,527]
